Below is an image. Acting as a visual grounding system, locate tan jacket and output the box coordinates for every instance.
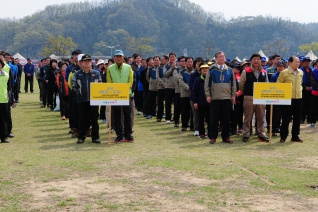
[277,66,303,99]
[179,67,192,98]
[163,62,175,89]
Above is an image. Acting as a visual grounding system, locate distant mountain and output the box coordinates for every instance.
[0,0,317,59]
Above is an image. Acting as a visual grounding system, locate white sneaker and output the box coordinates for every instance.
[166,120,171,124]
[194,131,199,136]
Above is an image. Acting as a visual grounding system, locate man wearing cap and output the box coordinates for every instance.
[39,57,51,107]
[261,57,267,70]
[239,53,269,143]
[72,54,102,144]
[68,54,84,138]
[277,56,303,143]
[204,51,236,144]
[107,50,134,142]
[23,58,35,93]
[300,57,313,124]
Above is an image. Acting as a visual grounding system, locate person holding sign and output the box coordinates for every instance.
[277,56,303,143]
[239,53,269,142]
[107,50,134,142]
[72,54,102,144]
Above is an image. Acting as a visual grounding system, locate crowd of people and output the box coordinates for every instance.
[0,49,318,144]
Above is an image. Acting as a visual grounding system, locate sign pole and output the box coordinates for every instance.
[269,104,273,145]
[108,106,112,147]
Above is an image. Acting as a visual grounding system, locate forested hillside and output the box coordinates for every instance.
[0,0,317,58]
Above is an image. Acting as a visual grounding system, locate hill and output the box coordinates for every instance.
[0,0,318,59]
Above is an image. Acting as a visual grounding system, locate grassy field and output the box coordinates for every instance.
[1,77,318,211]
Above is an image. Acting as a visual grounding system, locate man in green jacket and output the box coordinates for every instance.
[107,50,134,142]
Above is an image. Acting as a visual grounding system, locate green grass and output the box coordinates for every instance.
[0,76,318,211]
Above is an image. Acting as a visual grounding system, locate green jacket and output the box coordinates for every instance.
[107,63,134,94]
[0,71,10,103]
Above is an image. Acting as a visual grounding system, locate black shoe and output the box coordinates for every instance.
[300,120,304,124]
[291,137,303,143]
[174,123,179,127]
[125,136,134,142]
[16,100,19,103]
[181,128,187,131]
[92,139,101,144]
[31,91,34,93]
[242,137,249,142]
[1,138,9,143]
[76,139,85,144]
[258,137,269,142]
[114,135,124,143]
[25,91,28,93]
[8,133,14,138]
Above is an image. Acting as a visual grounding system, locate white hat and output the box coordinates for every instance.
[78,54,85,61]
[104,59,109,64]
[96,59,105,66]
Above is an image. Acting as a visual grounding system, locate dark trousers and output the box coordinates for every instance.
[174,93,181,124]
[209,99,231,139]
[157,89,165,119]
[198,105,210,136]
[165,88,175,121]
[143,90,149,115]
[113,105,132,137]
[7,103,12,134]
[137,91,143,112]
[77,102,99,140]
[24,75,34,92]
[310,94,318,123]
[301,90,312,122]
[0,103,8,139]
[280,99,301,139]
[42,83,48,106]
[47,90,54,109]
[100,106,106,119]
[38,80,43,100]
[134,89,139,111]
[60,95,68,117]
[68,90,78,129]
[231,103,240,132]
[181,97,191,128]
[148,90,157,116]
[266,105,281,132]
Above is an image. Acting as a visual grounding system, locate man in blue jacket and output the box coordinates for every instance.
[23,58,35,93]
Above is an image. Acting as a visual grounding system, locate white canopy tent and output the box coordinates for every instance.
[13,52,26,60]
[234,57,241,62]
[258,50,268,60]
[49,54,59,60]
[305,50,317,61]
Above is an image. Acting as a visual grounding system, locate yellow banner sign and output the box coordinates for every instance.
[90,83,130,105]
[253,83,292,105]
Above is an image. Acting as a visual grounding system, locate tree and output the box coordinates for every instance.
[299,42,318,55]
[202,39,214,59]
[40,35,77,57]
[263,39,289,55]
[124,36,155,57]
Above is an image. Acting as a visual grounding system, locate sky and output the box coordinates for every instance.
[0,0,318,23]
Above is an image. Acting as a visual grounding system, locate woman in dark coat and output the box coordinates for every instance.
[45,59,58,111]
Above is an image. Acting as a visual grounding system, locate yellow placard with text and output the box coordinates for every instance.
[253,83,292,105]
[90,83,130,106]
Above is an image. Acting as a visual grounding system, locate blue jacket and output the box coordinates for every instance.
[72,69,101,103]
[189,69,200,101]
[192,75,209,106]
[270,72,280,82]
[23,63,35,75]
[301,67,312,88]
[66,63,80,81]
[137,66,144,92]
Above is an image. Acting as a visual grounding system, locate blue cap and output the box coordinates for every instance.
[298,56,304,61]
[302,56,311,62]
[27,58,31,61]
[114,50,124,56]
[226,58,231,62]
[277,60,285,66]
[284,58,288,62]
[261,57,267,62]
